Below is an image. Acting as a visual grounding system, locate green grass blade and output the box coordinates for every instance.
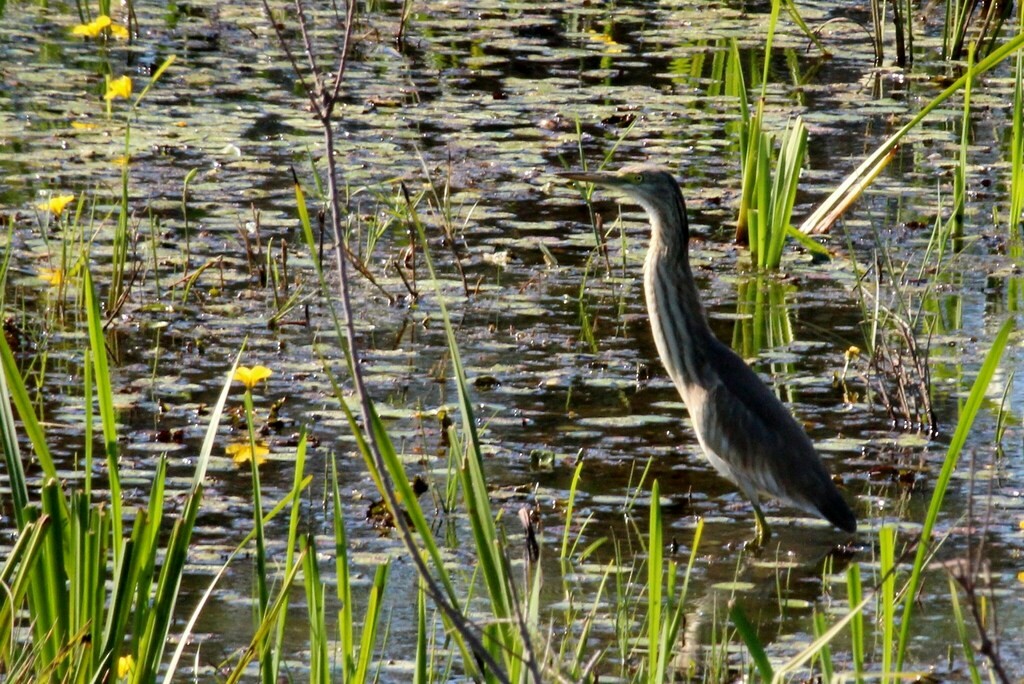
[132,55,176,109]
[880,524,896,678]
[767,117,806,268]
[784,225,830,258]
[0,328,60,514]
[0,334,34,528]
[895,317,1013,668]
[84,266,123,556]
[811,611,833,681]
[760,0,783,96]
[272,429,309,675]
[301,533,329,683]
[331,457,356,678]
[947,576,983,683]
[1010,51,1024,230]
[0,516,51,658]
[353,562,391,683]
[132,491,200,683]
[847,564,865,678]
[755,132,771,267]
[772,593,872,680]
[560,458,585,560]
[414,577,428,684]
[730,602,773,680]
[646,480,663,683]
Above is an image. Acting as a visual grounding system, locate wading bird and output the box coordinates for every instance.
[563,164,856,544]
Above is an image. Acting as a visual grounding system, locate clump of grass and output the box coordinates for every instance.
[849,245,938,431]
[0,263,228,681]
[943,0,1014,60]
[738,104,809,270]
[730,4,819,271]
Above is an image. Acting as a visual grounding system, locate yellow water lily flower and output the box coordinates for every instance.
[72,15,128,39]
[226,442,270,466]
[104,75,133,101]
[37,194,76,216]
[586,29,624,54]
[72,15,111,37]
[117,654,134,678]
[39,268,65,287]
[234,365,272,390]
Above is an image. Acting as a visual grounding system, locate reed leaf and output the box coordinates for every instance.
[646,480,663,682]
[272,429,311,677]
[1010,50,1024,232]
[730,602,773,680]
[84,266,123,555]
[800,32,1024,234]
[0,325,59,521]
[895,317,1013,669]
[771,592,873,681]
[302,534,329,683]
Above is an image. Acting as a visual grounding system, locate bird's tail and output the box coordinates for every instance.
[817,485,857,533]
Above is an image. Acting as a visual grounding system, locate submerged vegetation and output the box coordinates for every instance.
[1,0,1023,681]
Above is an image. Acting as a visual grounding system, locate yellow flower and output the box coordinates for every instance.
[113,155,131,167]
[117,654,134,678]
[71,15,128,39]
[72,15,111,37]
[234,365,272,390]
[39,268,65,287]
[226,442,269,466]
[105,75,133,101]
[586,29,624,54]
[37,194,76,216]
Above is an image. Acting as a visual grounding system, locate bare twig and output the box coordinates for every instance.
[943,452,1013,684]
[259,1,515,680]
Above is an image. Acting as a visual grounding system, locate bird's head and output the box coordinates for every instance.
[561,163,688,243]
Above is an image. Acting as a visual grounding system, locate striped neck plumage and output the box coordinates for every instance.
[642,187,713,389]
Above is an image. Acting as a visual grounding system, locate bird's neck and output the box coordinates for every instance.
[644,231,707,331]
[643,225,714,393]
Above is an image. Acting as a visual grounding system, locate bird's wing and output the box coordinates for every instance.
[696,337,838,515]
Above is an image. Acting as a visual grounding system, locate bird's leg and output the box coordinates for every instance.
[752,503,772,546]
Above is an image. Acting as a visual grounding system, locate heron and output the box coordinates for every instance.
[562,164,856,544]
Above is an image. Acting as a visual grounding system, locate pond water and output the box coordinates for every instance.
[2,0,1023,680]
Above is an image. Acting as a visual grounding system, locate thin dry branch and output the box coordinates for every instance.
[259,2,522,680]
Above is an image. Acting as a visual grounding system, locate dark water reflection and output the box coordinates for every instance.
[1,0,1023,678]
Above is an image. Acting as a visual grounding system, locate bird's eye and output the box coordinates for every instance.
[629,172,644,184]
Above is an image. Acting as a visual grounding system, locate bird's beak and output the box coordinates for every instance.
[559,171,621,186]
